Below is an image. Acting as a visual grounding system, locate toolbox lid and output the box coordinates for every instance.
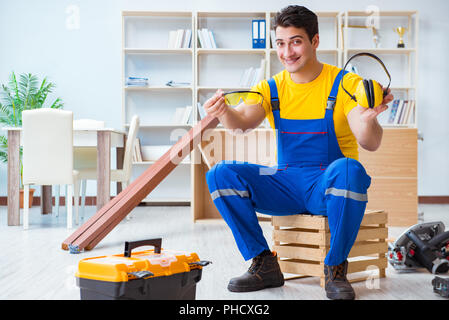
[75,238,207,283]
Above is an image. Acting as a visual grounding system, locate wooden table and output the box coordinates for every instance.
[4,127,125,226]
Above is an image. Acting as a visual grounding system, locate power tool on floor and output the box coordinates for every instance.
[432,276,449,298]
[388,221,449,274]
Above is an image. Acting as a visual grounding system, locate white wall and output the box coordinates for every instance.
[1,0,448,196]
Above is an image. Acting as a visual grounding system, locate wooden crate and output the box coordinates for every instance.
[272,209,388,287]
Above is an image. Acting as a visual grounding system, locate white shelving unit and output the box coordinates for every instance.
[343,10,418,128]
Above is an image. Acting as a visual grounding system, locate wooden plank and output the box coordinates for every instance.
[360,211,388,226]
[279,259,323,277]
[279,257,387,280]
[62,115,219,251]
[7,130,20,226]
[273,229,325,245]
[348,241,388,257]
[355,227,388,242]
[348,257,388,273]
[272,215,327,230]
[274,244,326,261]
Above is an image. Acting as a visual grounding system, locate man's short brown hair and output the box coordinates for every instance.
[273,5,319,42]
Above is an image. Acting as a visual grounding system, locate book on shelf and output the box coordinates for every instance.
[385,99,415,125]
[172,106,192,124]
[393,99,405,124]
[239,59,266,87]
[197,28,217,48]
[168,29,192,49]
[198,102,206,119]
[270,30,276,49]
[126,76,148,87]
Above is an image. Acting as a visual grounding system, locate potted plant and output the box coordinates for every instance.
[0,72,64,208]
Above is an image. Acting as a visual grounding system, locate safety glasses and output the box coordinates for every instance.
[223,91,264,107]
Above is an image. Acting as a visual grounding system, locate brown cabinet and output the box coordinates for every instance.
[358,128,418,226]
[193,128,418,226]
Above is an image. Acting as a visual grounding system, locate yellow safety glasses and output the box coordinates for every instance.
[223,91,264,107]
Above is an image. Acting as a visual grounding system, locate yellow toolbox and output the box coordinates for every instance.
[75,238,211,300]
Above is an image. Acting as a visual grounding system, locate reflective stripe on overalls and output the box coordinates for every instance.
[206,70,371,266]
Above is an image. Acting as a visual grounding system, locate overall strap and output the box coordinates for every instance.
[267,78,280,111]
[326,69,348,110]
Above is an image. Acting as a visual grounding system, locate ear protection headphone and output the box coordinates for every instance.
[341,52,391,109]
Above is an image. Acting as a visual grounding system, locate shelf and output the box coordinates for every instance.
[124,123,193,128]
[390,86,416,91]
[197,12,265,18]
[269,48,339,54]
[124,86,192,91]
[124,48,193,54]
[380,124,416,128]
[346,11,417,17]
[123,11,192,17]
[197,86,252,91]
[197,48,266,55]
[346,48,415,54]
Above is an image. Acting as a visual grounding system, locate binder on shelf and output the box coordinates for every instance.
[252,19,266,49]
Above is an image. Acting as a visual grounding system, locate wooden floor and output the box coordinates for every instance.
[0,204,448,300]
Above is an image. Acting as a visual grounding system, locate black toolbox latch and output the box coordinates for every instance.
[189,260,212,267]
[128,270,154,279]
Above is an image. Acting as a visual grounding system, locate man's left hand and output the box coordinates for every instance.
[359,87,394,123]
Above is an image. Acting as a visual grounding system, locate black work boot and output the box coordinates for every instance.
[324,260,355,300]
[227,251,284,292]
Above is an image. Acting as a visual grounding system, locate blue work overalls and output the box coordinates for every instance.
[206,70,371,266]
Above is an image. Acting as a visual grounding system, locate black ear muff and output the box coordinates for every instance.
[341,52,391,109]
[368,79,375,108]
[362,79,371,108]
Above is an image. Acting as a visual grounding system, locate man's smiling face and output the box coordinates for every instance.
[275,26,319,74]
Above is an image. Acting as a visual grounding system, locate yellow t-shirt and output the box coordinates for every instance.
[252,63,362,160]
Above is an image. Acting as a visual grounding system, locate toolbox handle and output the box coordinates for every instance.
[124,238,162,257]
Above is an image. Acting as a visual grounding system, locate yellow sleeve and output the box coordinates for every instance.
[337,72,363,116]
[251,79,271,117]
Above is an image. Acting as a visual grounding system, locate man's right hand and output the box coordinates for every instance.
[203,89,229,118]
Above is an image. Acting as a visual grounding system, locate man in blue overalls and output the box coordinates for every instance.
[203,6,393,300]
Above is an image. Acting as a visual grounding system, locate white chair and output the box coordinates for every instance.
[55,119,105,221]
[76,115,140,221]
[22,109,79,229]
